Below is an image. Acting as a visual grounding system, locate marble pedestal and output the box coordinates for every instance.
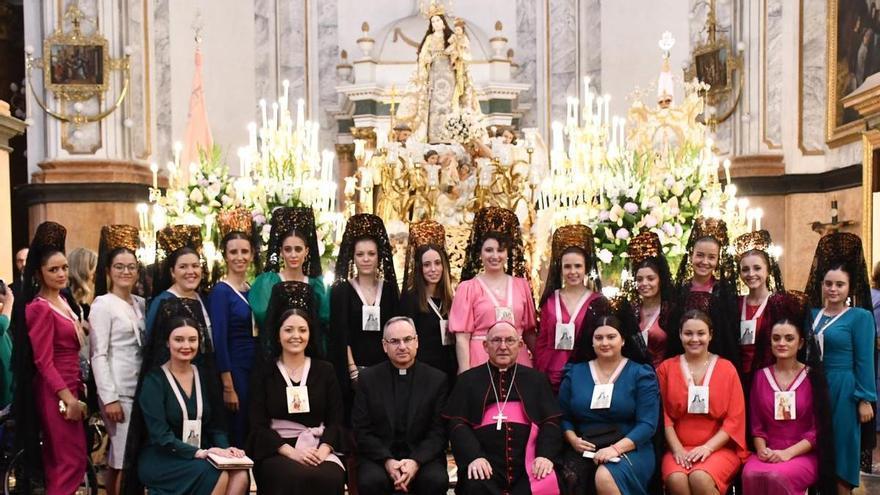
[21,160,152,252]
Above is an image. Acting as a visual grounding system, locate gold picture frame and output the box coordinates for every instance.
[692,40,732,98]
[825,0,879,147]
[862,130,880,271]
[43,31,109,102]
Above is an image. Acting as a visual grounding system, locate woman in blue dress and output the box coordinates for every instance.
[558,308,660,495]
[249,207,329,342]
[805,232,877,493]
[145,225,212,353]
[207,209,259,447]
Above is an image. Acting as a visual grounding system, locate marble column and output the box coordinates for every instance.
[21,0,153,250]
[515,0,538,128]
[0,101,25,282]
[799,0,826,154]
[548,0,577,126]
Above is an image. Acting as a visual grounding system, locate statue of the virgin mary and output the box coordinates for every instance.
[396,1,482,144]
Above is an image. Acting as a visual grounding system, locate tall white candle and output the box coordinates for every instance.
[259,99,267,129]
[150,162,158,189]
[603,94,610,129]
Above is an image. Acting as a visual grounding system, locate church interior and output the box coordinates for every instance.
[2,0,880,493]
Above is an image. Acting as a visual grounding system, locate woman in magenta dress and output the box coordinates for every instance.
[733,230,788,378]
[449,207,537,372]
[742,300,837,495]
[534,224,607,391]
[13,221,89,494]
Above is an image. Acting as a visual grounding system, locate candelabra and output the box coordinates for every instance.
[136,79,342,267]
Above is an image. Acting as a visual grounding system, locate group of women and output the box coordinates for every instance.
[10,204,877,495]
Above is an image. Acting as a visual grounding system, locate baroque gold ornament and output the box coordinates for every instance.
[25,2,130,125]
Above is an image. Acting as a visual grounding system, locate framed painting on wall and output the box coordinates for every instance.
[826,0,880,146]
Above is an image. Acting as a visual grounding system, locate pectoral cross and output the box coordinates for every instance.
[492,411,508,430]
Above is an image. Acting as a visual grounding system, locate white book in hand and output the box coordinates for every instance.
[207,452,254,470]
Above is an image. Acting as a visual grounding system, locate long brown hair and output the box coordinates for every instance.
[411,244,454,315]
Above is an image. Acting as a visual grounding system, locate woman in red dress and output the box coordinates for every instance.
[657,309,748,494]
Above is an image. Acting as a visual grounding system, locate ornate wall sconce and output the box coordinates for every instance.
[684,0,745,128]
[24,2,130,126]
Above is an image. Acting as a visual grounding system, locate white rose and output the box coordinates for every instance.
[597,249,613,264]
[189,188,204,203]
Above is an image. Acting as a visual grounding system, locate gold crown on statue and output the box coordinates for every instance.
[627,230,663,267]
[421,0,447,18]
[101,225,140,253]
[734,230,772,258]
[218,208,253,239]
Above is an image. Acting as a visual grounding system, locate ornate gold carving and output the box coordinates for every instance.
[25,1,130,125]
[683,0,744,127]
[825,0,867,147]
[861,129,880,270]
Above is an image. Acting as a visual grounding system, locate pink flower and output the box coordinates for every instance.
[615,228,630,240]
[623,202,638,214]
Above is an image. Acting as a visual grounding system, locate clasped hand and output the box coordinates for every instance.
[284,444,330,466]
[756,447,792,463]
[384,458,419,492]
[673,445,712,470]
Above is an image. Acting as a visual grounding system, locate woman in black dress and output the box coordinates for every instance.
[248,281,346,495]
[328,214,399,409]
[399,220,457,383]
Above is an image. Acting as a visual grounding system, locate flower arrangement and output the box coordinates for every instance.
[443,109,487,145]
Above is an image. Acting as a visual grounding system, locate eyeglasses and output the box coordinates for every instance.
[384,335,417,346]
[488,337,520,346]
[112,264,139,273]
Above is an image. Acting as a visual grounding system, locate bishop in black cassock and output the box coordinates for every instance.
[443,321,562,494]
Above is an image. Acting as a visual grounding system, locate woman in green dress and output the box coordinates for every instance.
[249,207,329,337]
[123,297,249,495]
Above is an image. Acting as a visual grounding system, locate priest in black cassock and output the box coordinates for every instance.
[443,321,562,495]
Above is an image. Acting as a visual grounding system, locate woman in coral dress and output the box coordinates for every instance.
[657,309,748,495]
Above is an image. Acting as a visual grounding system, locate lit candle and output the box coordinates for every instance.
[603,94,610,128]
[755,208,763,230]
[282,79,290,108]
[594,96,603,126]
[551,121,564,154]
[296,99,305,131]
[248,122,257,149]
[173,141,183,167]
[723,159,731,184]
[166,161,176,188]
[136,203,148,231]
[150,162,158,189]
[585,91,594,125]
[271,102,279,131]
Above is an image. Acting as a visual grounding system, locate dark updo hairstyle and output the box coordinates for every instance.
[266,308,322,360]
[570,308,649,364]
[481,231,512,252]
[153,246,204,298]
[679,309,713,334]
[633,257,674,303]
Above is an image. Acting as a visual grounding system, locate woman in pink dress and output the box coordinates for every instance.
[13,222,88,494]
[534,225,606,391]
[742,296,837,495]
[449,207,536,372]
